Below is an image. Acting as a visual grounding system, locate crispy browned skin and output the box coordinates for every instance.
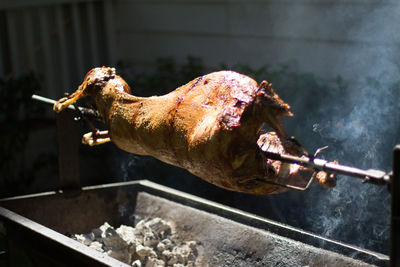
[54,67,335,194]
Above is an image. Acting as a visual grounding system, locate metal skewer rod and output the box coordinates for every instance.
[263,151,392,185]
[32,94,101,119]
[32,94,73,109]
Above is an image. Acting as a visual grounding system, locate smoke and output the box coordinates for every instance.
[303,81,398,252]
[298,2,400,253]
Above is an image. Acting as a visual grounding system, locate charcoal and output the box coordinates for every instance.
[73,217,198,266]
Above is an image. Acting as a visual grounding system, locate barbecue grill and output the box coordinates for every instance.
[0,96,398,266]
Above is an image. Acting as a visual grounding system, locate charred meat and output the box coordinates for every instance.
[54,67,335,194]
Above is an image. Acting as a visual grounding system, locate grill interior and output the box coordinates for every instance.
[0,180,388,266]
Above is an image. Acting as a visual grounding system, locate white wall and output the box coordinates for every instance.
[114,0,400,82]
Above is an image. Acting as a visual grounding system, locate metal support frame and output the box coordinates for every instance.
[0,180,390,266]
[390,145,400,267]
[56,109,81,192]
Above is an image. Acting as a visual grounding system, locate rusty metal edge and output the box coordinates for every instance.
[0,206,130,267]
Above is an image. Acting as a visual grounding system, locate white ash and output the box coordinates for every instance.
[73,218,198,266]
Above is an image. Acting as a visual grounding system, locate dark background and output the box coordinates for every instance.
[1,0,399,256]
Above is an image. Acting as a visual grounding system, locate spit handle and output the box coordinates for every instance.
[390,145,400,267]
[262,151,392,185]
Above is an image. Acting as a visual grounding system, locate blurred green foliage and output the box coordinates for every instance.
[119,56,205,97]
[229,63,351,146]
[119,56,351,149]
[0,74,48,196]
[120,57,349,116]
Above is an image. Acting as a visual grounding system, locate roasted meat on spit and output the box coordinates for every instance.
[53,67,336,194]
